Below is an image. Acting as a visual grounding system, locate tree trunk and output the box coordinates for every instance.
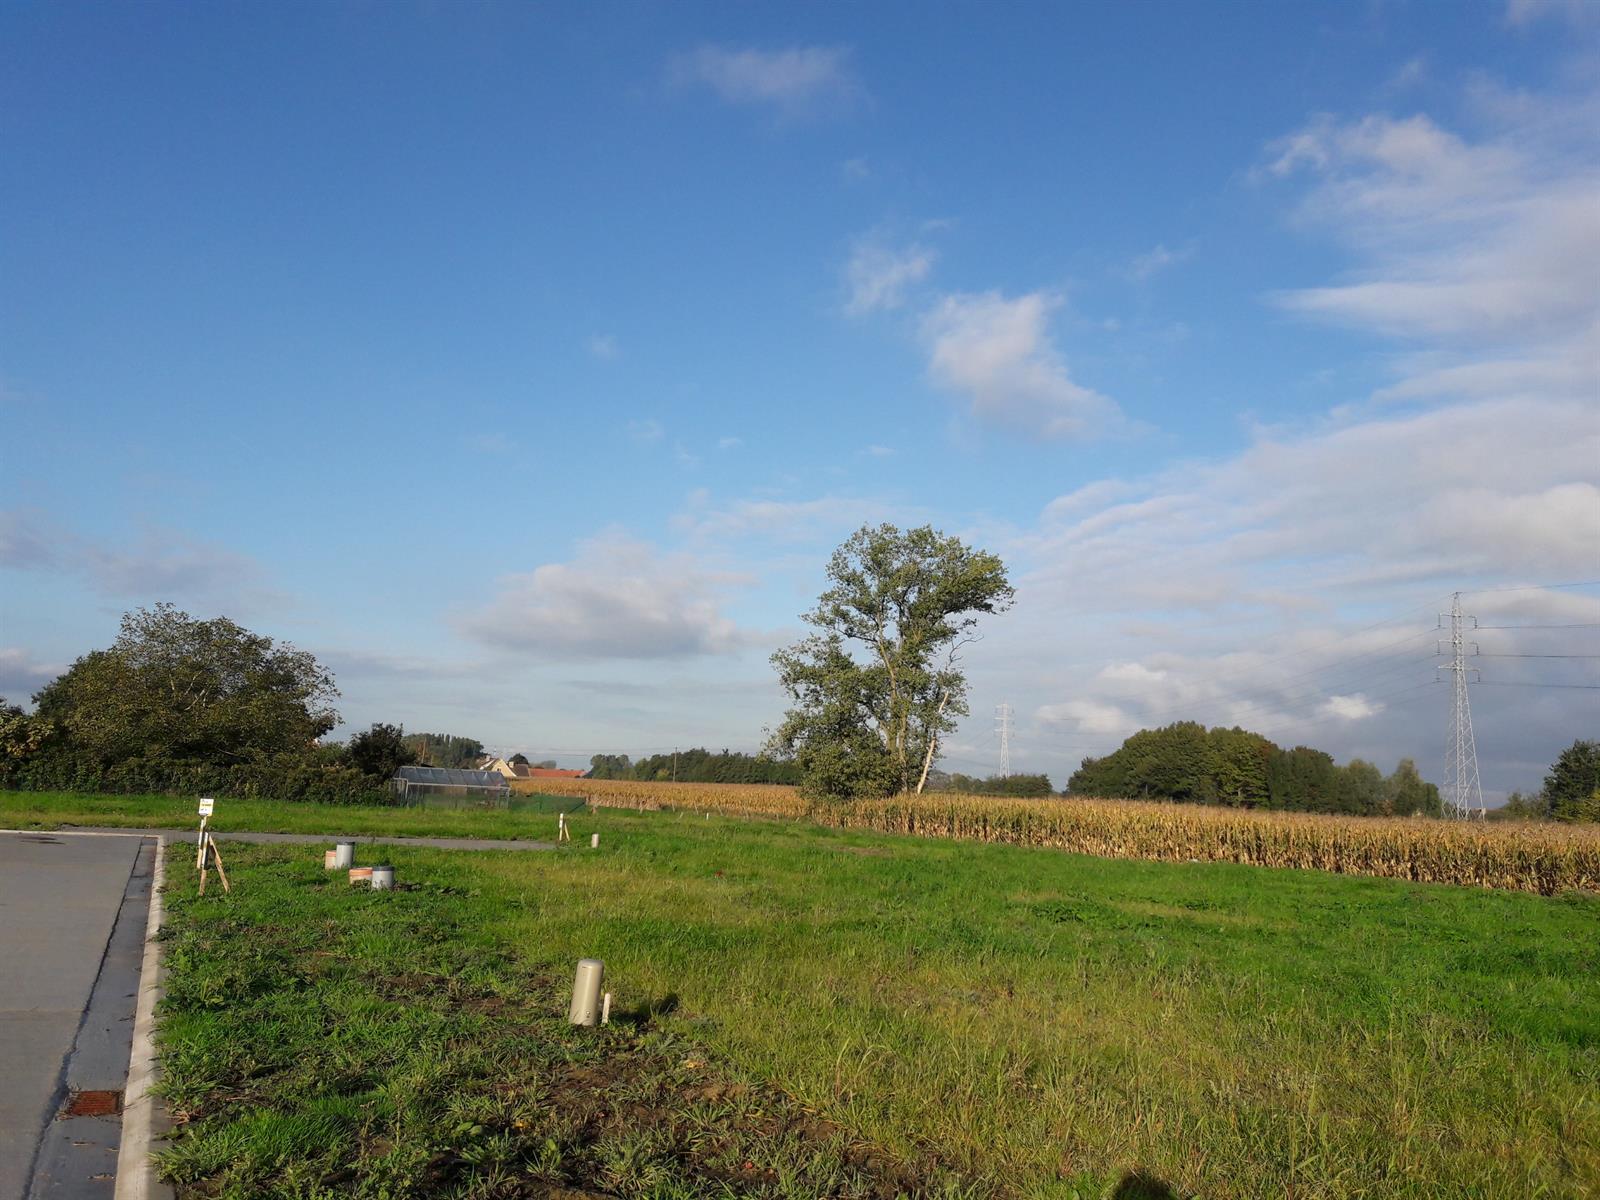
[914,690,949,795]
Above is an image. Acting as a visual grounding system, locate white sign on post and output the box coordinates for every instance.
[198,798,216,817]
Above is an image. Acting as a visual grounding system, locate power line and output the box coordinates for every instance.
[1475,653,1600,660]
[1475,623,1600,630]
[1461,580,1600,595]
[1477,681,1600,691]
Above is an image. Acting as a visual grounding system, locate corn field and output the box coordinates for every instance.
[533,777,1600,894]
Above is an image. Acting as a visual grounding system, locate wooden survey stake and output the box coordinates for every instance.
[198,833,231,895]
[195,797,231,895]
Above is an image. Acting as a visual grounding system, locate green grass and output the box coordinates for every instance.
[13,792,1600,1197]
[155,843,940,1199]
[0,790,564,840]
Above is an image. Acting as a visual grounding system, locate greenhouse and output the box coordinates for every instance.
[390,765,511,808]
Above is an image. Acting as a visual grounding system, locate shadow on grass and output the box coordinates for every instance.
[1114,1169,1179,1199]
[614,991,680,1027]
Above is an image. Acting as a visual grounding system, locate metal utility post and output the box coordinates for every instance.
[995,704,1013,778]
[1439,592,1484,819]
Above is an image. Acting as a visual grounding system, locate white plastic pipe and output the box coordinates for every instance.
[590,833,600,848]
[569,959,604,1026]
[333,842,355,870]
[370,865,394,890]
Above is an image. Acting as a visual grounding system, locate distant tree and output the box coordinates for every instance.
[1543,739,1600,823]
[587,753,633,780]
[1489,790,1552,822]
[1335,759,1385,816]
[1383,758,1442,817]
[627,747,800,785]
[944,772,1053,797]
[401,732,484,768]
[508,753,530,766]
[1208,726,1274,806]
[32,604,338,768]
[347,723,417,779]
[1265,746,1339,811]
[769,524,1013,802]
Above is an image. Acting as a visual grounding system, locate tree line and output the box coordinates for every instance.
[587,748,800,785]
[1065,722,1442,816]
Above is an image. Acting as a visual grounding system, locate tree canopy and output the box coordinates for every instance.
[32,603,339,767]
[768,524,1014,802]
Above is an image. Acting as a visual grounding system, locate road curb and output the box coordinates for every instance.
[113,836,172,1200]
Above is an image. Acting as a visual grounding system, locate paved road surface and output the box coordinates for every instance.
[0,831,155,1200]
[57,827,556,852]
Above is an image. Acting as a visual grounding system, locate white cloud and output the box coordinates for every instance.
[863,444,896,458]
[1036,699,1138,737]
[1321,694,1382,721]
[670,45,859,114]
[587,334,620,360]
[844,237,935,315]
[717,436,743,451]
[922,290,1124,439]
[460,533,755,660]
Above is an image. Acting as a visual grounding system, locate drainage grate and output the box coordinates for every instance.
[61,1090,123,1118]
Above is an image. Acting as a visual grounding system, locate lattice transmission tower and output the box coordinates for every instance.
[995,703,1013,778]
[1439,592,1484,819]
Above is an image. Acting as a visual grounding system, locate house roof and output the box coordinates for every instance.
[515,767,588,779]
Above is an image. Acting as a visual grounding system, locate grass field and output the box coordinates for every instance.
[8,791,1599,1197]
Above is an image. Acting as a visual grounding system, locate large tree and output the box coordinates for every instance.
[32,603,339,767]
[768,524,1014,802]
[1543,739,1600,823]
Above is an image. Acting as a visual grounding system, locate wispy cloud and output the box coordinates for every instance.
[586,333,620,360]
[669,45,860,115]
[843,236,936,315]
[1123,242,1194,281]
[462,432,516,455]
[1265,95,1599,405]
[921,290,1124,439]
[626,418,664,443]
[2,509,284,614]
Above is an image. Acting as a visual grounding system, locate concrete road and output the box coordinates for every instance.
[0,832,156,1200]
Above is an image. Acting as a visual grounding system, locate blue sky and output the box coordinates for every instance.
[3,0,1596,797]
